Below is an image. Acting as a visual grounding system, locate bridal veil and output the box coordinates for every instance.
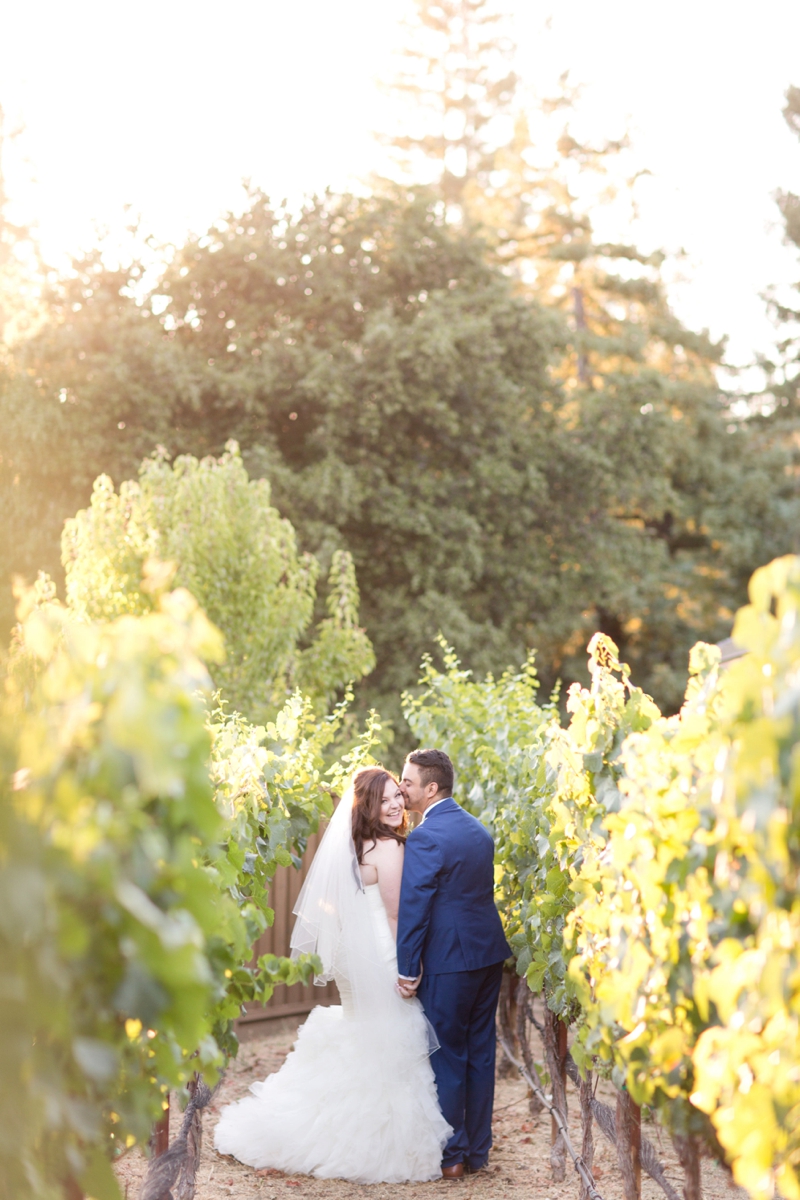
[290,786,437,1052]
[213,783,450,1182]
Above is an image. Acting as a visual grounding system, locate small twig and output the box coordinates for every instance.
[494,1094,533,1114]
[523,994,545,1034]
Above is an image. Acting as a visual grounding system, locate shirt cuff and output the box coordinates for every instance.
[397,974,417,981]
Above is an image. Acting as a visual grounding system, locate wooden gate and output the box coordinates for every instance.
[236,825,338,1026]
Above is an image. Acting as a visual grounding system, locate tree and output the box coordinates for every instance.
[160,189,800,715]
[381,0,518,212]
[0,105,40,348]
[382,0,723,385]
[4,186,800,722]
[761,84,800,415]
[61,442,374,720]
[367,1,799,710]
[0,237,203,636]
[158,187,590,716]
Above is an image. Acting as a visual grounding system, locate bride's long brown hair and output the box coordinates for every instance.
[351,766,408,863]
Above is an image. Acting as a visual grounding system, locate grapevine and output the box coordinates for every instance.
[0,583,378,1200]
[407,556,800,1200]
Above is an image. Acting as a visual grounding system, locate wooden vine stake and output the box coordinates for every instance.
[673,1134,702,1200]
[543,1006,569,1182]
[579,1071,595,1200]
[512,979,544,1117]
[615,1089,642,1200]
[497,970,520,1078]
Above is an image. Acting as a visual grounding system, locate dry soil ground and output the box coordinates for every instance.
[115,1016,744,1200]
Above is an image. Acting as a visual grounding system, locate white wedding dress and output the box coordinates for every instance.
[214,795,451,1184]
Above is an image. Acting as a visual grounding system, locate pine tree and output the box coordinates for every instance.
[519,142,723,389]
[381,0,518,212]
[383,3,724,388]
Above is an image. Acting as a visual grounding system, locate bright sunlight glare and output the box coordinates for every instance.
[1,0,799,371]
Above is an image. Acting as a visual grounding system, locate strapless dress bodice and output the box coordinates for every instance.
[336,883,396,1015]
[363,883,397,970]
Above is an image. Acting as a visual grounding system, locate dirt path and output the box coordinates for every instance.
[115,1017,743,1200]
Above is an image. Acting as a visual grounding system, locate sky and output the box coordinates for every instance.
[2,0,799,374]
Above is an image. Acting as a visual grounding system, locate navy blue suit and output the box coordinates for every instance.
[397,798,511,1169]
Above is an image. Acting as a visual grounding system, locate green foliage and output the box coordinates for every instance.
[403,641,562,989]
[569,556,800,1199]
[408,558,800,1198]
[206,684,381,1049]
[295,548,376,714]
[566,644,725,1138]
[0,581,380,1199]
[2,177,799,724]
[508,635,660,1016]
[0,587,234,1197]
[61,441,374,720]
[403,634,659,1018]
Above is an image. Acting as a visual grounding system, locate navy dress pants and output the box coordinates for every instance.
[418,961,504,1170]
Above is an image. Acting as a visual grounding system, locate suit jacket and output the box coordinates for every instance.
[396,797,511,978]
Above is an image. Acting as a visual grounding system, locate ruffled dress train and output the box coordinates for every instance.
[213,885,451,1183]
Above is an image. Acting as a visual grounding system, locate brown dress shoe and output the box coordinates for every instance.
[442,1163,465,1179]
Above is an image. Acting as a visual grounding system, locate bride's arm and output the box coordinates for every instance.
[374,839,404,940]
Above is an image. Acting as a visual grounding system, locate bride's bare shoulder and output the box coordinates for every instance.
[376,836,404,855]
[363,836,403,861]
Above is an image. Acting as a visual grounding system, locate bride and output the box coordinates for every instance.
[213,766,452,1183]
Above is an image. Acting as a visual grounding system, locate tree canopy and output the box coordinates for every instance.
[61,442,374,720]
[3,187,798,725]
[3,11,800,723]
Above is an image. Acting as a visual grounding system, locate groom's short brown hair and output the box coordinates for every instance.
[406,748,454,796]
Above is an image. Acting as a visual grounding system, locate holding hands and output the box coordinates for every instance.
[396,974,422,998]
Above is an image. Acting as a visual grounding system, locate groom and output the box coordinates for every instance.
[397,748,511,1179]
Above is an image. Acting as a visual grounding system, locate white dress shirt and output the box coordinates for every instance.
[418,795,452,823]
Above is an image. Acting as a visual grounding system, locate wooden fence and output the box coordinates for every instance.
[236,826,338,1026]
